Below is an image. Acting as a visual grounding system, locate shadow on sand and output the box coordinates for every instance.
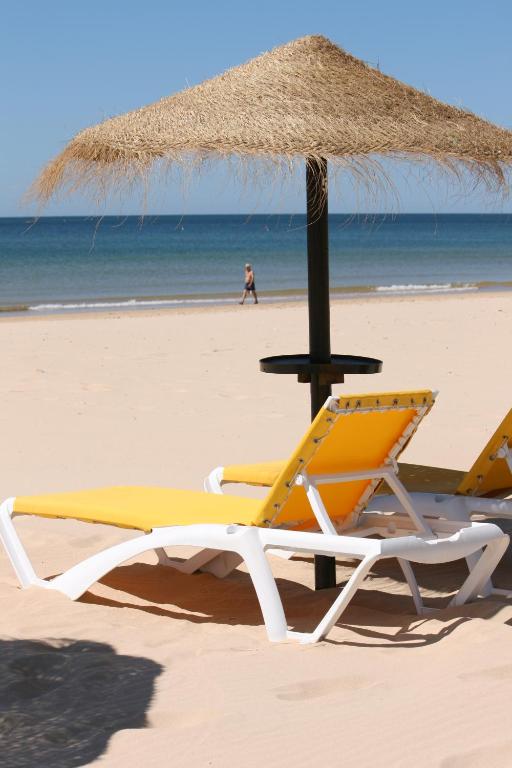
[78,557,511,649]
[0,638,162,768]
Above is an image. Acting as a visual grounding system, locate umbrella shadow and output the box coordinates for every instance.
[78,561,510,648]
[0,638,162,768]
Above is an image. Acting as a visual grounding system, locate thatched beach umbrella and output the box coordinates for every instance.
[33,35,512,588]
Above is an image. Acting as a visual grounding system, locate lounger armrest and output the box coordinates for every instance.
[207,460,287,490]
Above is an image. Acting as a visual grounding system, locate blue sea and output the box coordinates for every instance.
[1,214,511,314]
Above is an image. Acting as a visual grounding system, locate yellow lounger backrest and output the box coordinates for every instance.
[457,408,512,498]
[257,390,435,529]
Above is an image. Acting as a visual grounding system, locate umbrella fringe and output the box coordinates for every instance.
[27,147,510,216]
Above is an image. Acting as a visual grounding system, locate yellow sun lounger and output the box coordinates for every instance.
[362,410,512,583]
[1,391,507,644]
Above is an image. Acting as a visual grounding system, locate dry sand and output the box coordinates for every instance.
[1,292,512,767]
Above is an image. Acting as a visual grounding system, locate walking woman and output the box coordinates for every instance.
[239,263,258,304]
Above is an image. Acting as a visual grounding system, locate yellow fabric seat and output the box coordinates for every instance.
[13,487,263,533]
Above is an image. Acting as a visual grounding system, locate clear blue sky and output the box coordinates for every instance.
[3,0,512,216]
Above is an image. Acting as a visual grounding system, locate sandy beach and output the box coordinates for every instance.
[2,291,512,767]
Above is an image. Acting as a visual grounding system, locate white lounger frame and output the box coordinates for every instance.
[0,497,506,644]
[1,461,508,643]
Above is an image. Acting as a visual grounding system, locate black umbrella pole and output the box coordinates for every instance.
[306,158,337,591]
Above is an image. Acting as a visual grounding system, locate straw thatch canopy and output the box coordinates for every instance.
[34,34,512,201]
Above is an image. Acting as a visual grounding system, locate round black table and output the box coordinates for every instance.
[259,353,382,384]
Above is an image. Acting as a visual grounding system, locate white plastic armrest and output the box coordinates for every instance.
[204,467,224,494]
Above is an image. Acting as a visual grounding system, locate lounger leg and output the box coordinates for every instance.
[264,548,296,560]
[239,532,289,642]
[156,546,244,578]
[288,555,378,644]
[155,546,227,575]
[199,551,243,578]
[397,558,424,615]
[48,529,238,599]
[0,499,46,589]
[450,537,509,607]
[48,531,172,600]
[464,550,493,597]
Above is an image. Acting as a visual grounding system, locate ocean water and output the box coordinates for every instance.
[0,214,511,313]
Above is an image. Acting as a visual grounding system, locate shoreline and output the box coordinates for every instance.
[3,278,512,320]
[1,284,511,323]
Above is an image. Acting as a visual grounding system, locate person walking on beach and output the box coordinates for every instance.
[239,263,258,304]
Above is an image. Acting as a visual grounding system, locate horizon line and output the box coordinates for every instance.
[2,211,512,219]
